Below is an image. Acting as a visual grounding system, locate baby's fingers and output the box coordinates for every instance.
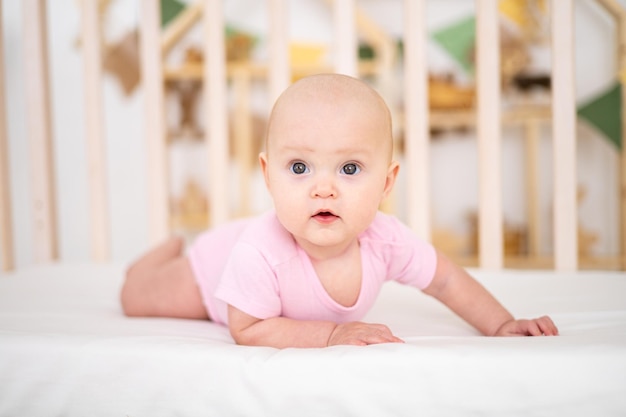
[522,316,559,336]
[363,324,404,345]
[328,322,404,346]
[525,320,543,336]
[535,315,559,336]
[495,316,559,337]
[363,332,404,345]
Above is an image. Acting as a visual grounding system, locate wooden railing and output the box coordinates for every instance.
[1,0,624,272]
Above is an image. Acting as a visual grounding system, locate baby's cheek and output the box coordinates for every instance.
[273,203,301,230]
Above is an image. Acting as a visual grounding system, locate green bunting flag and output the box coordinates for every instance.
[577,82,622,151]
[161,0,186,28]
[432,16,476,74]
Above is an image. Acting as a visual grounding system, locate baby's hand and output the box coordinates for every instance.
[494,315,559,336]
[327,322,404,346]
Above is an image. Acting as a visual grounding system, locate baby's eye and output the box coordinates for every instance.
[341,163,360,175]
[290,162,309,174]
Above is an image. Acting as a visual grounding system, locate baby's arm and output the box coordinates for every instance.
[423,250,558,336]
[228,305,403,348]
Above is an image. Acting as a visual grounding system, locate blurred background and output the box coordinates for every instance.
[1,0,624,269]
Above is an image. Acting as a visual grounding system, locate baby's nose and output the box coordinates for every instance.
[311,175,337,198]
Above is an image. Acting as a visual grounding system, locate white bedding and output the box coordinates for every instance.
[1,263,625,416]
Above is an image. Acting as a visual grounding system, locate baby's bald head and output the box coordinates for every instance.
[265,74,394,161]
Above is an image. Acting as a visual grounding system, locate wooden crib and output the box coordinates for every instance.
[2,0,626,273]
[1,2,626,416]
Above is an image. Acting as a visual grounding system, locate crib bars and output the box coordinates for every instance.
[0,0,624,272]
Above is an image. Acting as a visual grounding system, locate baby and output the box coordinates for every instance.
[121,73,558,347]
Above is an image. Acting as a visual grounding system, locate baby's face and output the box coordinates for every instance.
[260,76,398,257]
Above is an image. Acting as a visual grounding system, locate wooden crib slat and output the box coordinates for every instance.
[403,0,431,241]
[0,2,14,271]
[525,119,542,258]
[476,0,503,269]
[81,0,109,261]
[204,0,229,226]
[140,0,170,244]
[23,0,58,263]
[268,0,291,108]
[333,0,358,77]
[602,0,626,270]
[232,67,253,217]
[620,12,626,271]
[551,0,578,271]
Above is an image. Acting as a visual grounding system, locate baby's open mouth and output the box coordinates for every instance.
[317,211,334,217]
[313,211,338,220]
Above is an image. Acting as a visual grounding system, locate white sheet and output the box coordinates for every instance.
[1,263,625,416]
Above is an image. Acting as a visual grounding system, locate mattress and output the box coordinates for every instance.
[1,263,625,416]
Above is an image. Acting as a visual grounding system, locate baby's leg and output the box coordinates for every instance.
[121,237,209,320]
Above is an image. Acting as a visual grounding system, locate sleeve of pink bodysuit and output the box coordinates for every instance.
[383,216,438,290]
[213,242,282,320]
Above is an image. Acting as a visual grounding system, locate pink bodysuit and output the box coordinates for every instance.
[187,211,437,325]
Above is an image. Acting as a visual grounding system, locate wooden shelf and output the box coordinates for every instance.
[428,104,552,130]
[163,59,385,83]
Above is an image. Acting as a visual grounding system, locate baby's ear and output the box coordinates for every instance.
[382,161,400,199]
[259,152,270,189]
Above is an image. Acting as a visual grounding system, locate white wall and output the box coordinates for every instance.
[1,0,624,268]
